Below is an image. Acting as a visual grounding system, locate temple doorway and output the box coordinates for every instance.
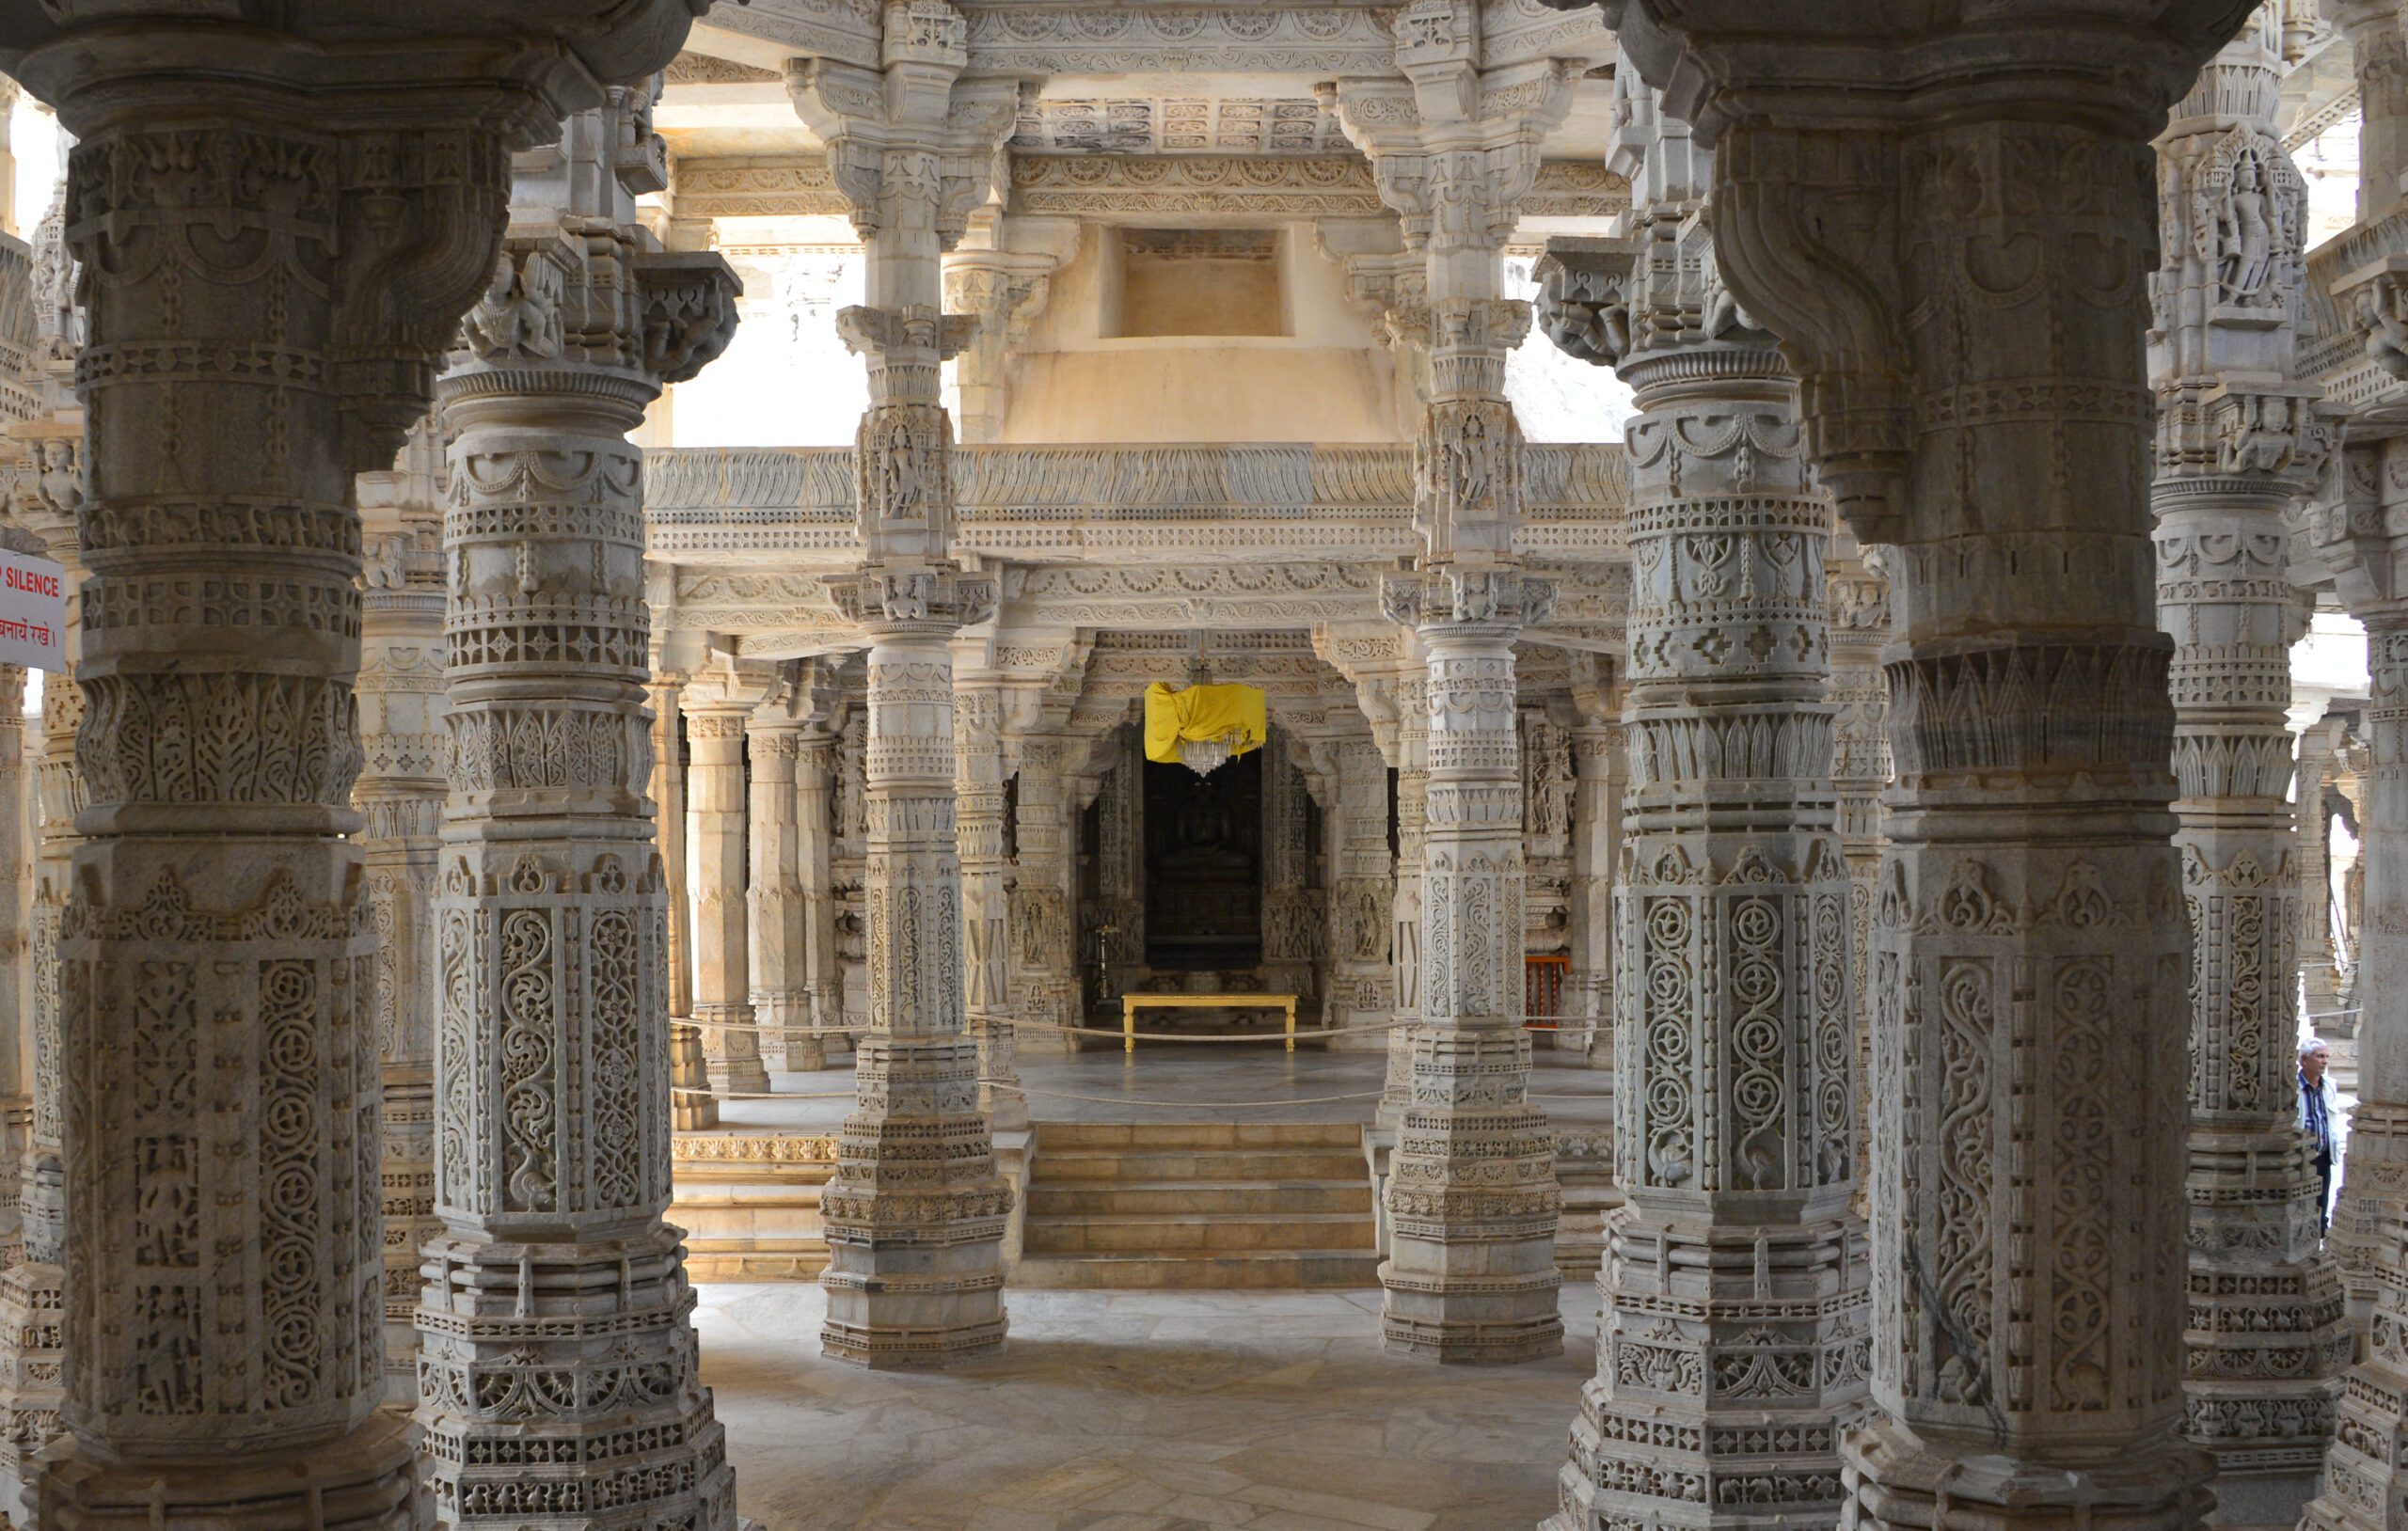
[1142,751,1262,971]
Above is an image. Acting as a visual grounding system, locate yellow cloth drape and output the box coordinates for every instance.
[1143,682,1268,765]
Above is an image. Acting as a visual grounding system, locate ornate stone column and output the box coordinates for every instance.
[3,7,707,1523]
[1536,81,1866,1527]
[0,660,24,1201]
[1378,571,1562,1363]
[749,667,822,1073]
[793,0,1017,1366]
[649,662,717,1129]
[822,574,1011,1365]
[2300,715,2352,1029]
[1562,656,1620,1067]
[354,433,446,1393]
[2331,0,2408,225]
[1586,5,2258,1529]
[2148,15,2351,1521]
[1328,732,1395,1041]
[1387,677,1430,1123]
[0,192,74,1507]
[954,658,1024,1129]
[798,728,846,1068]
[1825,545,1890,1200]
[1012,734,1080,1046]
[686,676,771,1097]
[1261,731,1320,1001]
[418,93,740,1528]
[1331,0,1576,1363]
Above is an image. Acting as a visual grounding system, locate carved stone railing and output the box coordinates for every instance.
[643,441,1631,564]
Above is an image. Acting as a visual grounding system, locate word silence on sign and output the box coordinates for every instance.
[0,548,65,672]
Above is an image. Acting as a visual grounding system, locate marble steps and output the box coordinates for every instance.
[1026,1180,1372,1217]
[1015,1120,1381,1289]
[671,1139,839,1281]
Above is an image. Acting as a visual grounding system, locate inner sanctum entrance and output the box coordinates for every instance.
[1142,750,1262,971]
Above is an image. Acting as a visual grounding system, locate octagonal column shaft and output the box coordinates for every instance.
[687,695,770,1096]
[820,599,1010,1366]
[1381,594,1564,1364]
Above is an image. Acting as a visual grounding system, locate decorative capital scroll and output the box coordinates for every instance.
[830,567,997,634]
[1534,236,1636,368]
[836,303,977,365]
[786,41,1021,250]
[1382,567,1554,631]
[636,249,742,385]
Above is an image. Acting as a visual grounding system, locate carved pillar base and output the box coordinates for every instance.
[0,1248,59,1511]
[1380,1028,1562,1364]
[976,1018,1028,1133]
[419,1227,732,1527]
[36,1412,423,1531]
[782,1015,828,1074]
[671,1020,720,1131]
[1376,1024,1415,1134]
[820,1037,1010,1367]
[695,1005,772,1097]
[1845,1414,2210,1531]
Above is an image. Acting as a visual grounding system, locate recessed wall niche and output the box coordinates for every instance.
[1109,228,1286,338]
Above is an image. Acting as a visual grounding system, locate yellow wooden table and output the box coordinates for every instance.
[1119,993,1301,1053]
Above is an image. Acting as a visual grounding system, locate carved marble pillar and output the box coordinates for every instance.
[1591,7,2256,1529]
[748,691,814,1072]
[1383,679,1430,1128]
[2147,18,2352,1520]
[0,659,24,1214]
[1826,548,1891,1207]
[2307,611,2408,1531]
[0,406,74,1516]
[954,665,1024,1130]
[1328,15,1573,1360]
[649,668,717,1128]
[1562,657,1620,1069]
[0,78,15,242]
[798,731,846,1067]
[1012,735,1080,1046]
[2301,716,2351,1029]
[821,573,1010,1365]
[1261,731,1320,1000]
[1538,99,1866,1523]
[418,99,739,1527]
[686,686,771,1096]
[1097,727,1147,1001]
[943,243,1059,447]
[1378,573,1562,1363]
[3,8,707,1522]
[353,448,446,1394]
[2332,0,2408,224]
[1329,734,1395,1041]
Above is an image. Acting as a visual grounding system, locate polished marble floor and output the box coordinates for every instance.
[699,1282,1598,1531]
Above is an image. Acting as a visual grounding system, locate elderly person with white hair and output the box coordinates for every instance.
[2301,1037,2342,1235]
